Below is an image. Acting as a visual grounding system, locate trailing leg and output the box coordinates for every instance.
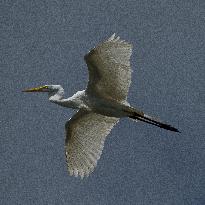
[124,107,179,132]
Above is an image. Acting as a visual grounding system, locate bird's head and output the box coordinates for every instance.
[23,85,65,102]
[22,85,64,94]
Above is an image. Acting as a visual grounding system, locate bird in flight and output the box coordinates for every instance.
[23,34,179,178]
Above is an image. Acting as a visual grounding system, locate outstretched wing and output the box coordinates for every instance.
[84,34,133,102]
[65,110,119,178]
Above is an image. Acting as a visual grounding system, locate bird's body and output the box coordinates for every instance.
[48,88,127,117]
[23,34,179,178]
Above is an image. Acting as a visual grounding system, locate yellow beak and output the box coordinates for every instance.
[22,86,48,92]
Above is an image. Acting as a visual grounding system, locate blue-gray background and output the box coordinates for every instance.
[1,0,204,204]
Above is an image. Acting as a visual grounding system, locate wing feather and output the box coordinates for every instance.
[84,34,133,101]
[65,110,119,178]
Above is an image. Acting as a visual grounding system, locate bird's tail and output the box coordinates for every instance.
[124,107,179,132]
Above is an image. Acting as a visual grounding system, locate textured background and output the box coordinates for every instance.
[1,0,205,204]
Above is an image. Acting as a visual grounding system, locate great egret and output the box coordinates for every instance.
[23,34,179,178]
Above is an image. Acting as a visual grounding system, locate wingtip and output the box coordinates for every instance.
[108,33,116,41]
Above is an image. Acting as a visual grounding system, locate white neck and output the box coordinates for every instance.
[48,86,77,109]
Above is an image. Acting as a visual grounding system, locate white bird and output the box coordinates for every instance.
[23,34,179,178]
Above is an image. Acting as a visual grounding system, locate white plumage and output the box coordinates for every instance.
[65,110,119,178]
[85,33,132,102]
[23,34,179,178]
[64,34,131,177]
